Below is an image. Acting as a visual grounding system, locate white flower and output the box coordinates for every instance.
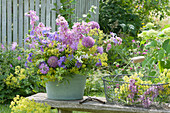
[128,24,135,30]
[146,22,154,29]
[75,56,83,63]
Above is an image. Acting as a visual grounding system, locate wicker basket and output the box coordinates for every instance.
[102,74,169,108]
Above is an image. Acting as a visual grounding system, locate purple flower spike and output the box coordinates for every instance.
[47,56,58,68]
[82,36,95,48]
[58,56,66,68]
[39,62,49,74]
[27,53,33,62]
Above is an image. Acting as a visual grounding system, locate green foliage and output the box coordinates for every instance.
[0,44,45,103]
[99,0,142,36]
[99,0,169,36]
[0,104,11,113]
[53,0,76,27]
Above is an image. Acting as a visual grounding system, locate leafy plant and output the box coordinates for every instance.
[52,0,76,27]
[0,43,45,103]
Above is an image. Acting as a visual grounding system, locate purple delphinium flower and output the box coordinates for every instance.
[25,61,28,68]
[82,36,95,48]
[40,46,44,52]
[47,56,58,68]
[18,56,21,60]
[11,42,17,50]
[75,61,82,68]
[30,30,34,36]
[97,47,103,54]
[96,59,102,66]
[58,56,66,68]
[27,53,33,62]
[39,62,49,74]
[68,54,74,61]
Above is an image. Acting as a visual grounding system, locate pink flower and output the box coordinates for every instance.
[11,42,17,50]
[97,47,103,54]
[116,65,119,67]
[145,50,148,52]
[18,56,21,60]
[1,44,5,50]
[137,45,140,48]
[142,52,147,54]
[106,43,112,52]
[132,40,135,43]
[121,69,124,71]
[138,51,141,54]
[130,67,133,70]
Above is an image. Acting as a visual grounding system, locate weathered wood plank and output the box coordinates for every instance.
[96,0,99,22]
[35,0,40,19]
[13,0,18,43]
[2,0,6,46]
[51,0,56,32]
[58,109,72,113]
[27,93,170,113]
[19,0,23,46]
[46,0,50,27]
[30,0,34,10]
[24,0,29,48]
[7,0,12,46]
[0,0,2,43]
[41,0,46,24]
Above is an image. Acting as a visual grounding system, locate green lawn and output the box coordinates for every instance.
[0,104,11,113]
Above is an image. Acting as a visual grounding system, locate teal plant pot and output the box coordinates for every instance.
[46,74,86,100]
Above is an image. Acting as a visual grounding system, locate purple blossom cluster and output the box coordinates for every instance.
[25,10,105,76]
[25,10,39,29]
[104,32,122,52]
[82,36,95,48]
[127,79,164,108]
[139,85,164,108]
[47,56,58,68]
[39,62,49,74]
[128,79,138,103]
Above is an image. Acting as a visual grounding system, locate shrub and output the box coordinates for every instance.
[0,43,45,103]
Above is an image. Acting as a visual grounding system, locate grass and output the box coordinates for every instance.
[0,104,11,113]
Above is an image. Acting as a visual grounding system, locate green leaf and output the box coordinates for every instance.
[162,39,170,55]
[158,61,165,73]
[158,49,164,61]
[149,71,156,76]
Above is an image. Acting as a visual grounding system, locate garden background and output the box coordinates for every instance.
[0,0,170,112]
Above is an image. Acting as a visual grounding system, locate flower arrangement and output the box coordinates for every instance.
[25,10,108,84]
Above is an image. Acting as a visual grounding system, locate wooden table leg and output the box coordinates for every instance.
[57,109,72,113]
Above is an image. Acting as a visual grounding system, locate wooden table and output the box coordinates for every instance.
[27,93,170,113]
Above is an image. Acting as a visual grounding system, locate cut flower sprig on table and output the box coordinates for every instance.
[24,10,108,84]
